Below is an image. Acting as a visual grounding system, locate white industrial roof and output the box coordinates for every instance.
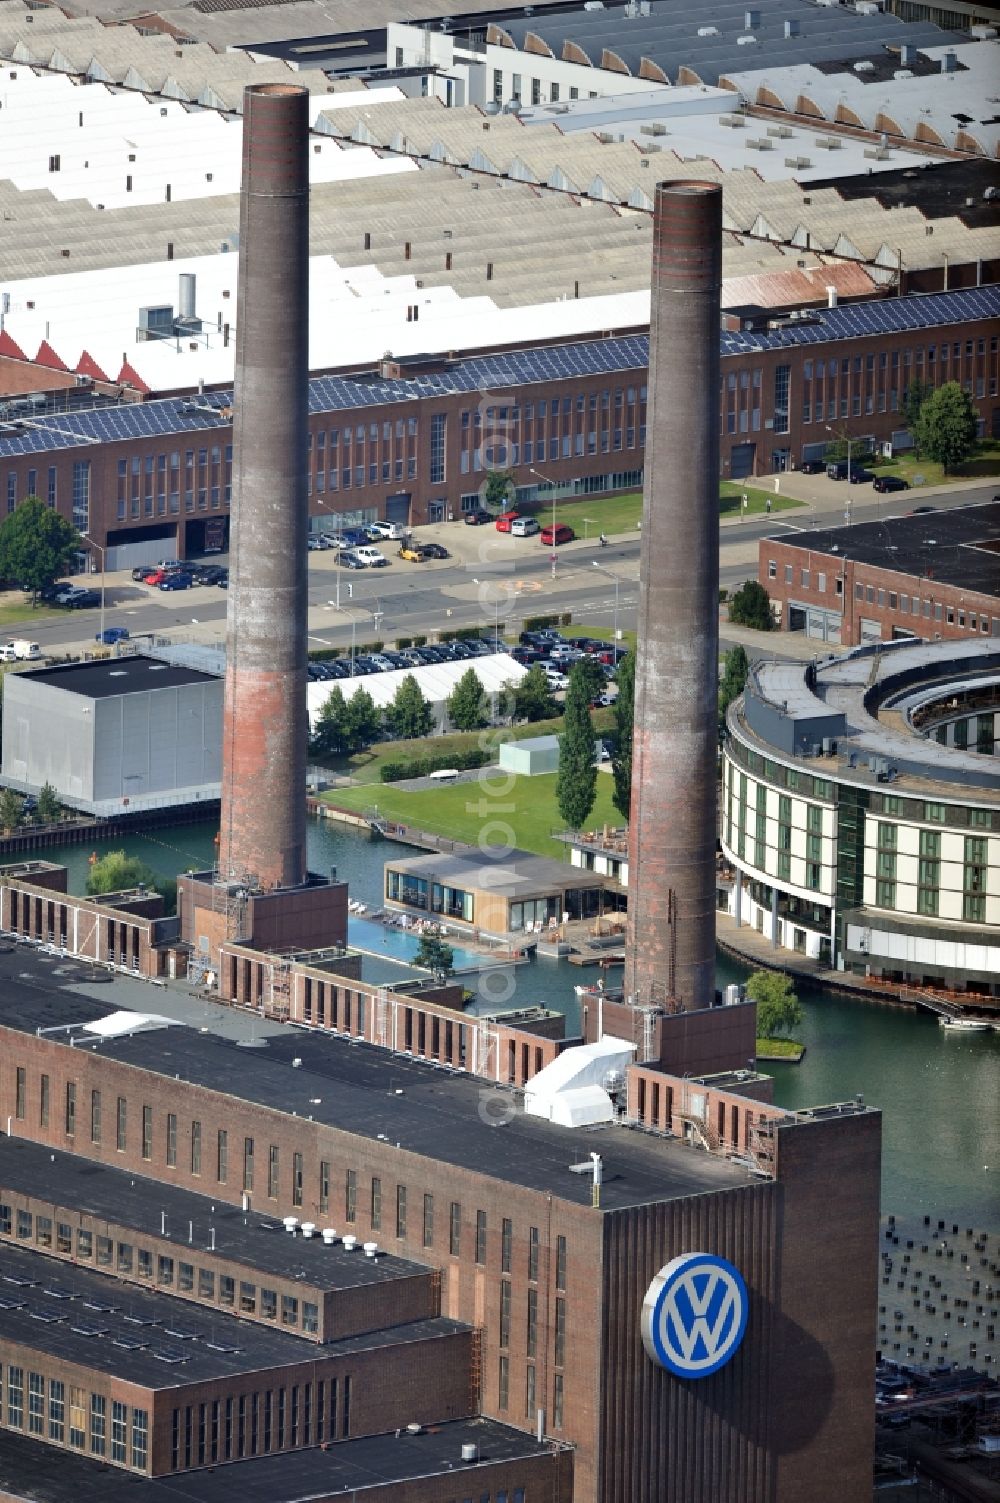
[306,653,528,726]
[524,1036,635,1127]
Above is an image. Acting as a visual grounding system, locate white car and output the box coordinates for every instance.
[367,522,406,541]
[353,545,388,567]
[543,667,569,691]
[510,516,540,537]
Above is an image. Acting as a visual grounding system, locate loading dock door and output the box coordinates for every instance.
[385,493,411,527]
[729,443,756,480]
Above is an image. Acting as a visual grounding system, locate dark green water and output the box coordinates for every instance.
[31,819,1000,1233]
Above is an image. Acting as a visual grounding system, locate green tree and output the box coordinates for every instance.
[903,374,933,438]
[511,664,556,723]
[556,663,597,830]
[85,849,175,913]
[310,686,350,760]
[571,654,605,705]
[341,687,382,753]
[0,787,22,832]
[913,382,978,474]
[0,496,81,604]
[414,930,454,980]
[35,782,61,823]
[746,970,803,1040]
[483,470,515,514]
[387,674,434,740]
[611,649,634,822]
[718,645,750,740]
[728,579,773,632]
[447,668,489,731]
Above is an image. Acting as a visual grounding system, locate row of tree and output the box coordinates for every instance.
[0,781,61,832]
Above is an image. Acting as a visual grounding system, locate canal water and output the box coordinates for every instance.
[29,818,1000,1233]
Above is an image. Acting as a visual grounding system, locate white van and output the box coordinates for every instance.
[8,640,41,660]
[511,516,540,537]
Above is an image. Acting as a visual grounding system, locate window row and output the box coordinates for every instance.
[1,1368,146,1471]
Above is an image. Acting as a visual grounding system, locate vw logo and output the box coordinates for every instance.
[641,1253,748,1378]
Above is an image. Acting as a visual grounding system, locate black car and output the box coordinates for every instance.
[463,509,491,526]
[68,589,100,609]
[799,459,826,475]
[39,581,71,603]
[191,564,226,585]
[510,645,543,666]
[873,475,909,493]
[421,543,450,559]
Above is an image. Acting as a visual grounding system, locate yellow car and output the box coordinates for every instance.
[398,543,428,562]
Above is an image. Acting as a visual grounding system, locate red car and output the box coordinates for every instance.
[142,568,168,586]
[540,524,575,546]
[494,511,520,533]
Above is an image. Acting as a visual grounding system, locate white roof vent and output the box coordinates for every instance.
[853,59,875,72]
[321,1228,337,1245]
[363,1241,379,1258]
[282,1216,299,1234]
[697,25,719,35]
[341,1235,358,1251]
[300,1222,316,1239]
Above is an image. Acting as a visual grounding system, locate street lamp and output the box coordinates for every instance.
[473,578,502,646]
[591,560,621,644]
[82,533,106,643]
[529,466,559,579]
[825,424,853,527]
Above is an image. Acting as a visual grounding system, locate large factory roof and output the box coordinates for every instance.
[0,1241,462,1390]
[0,1137,431,1295]
[20,657,218,700]
[0,1416,556,1503]
[489,0,958,87]
[0,952,759,1212]
[765,499,1000,601]
[0,285,995,459]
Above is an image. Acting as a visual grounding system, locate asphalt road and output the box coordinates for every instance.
[13,481,995,658]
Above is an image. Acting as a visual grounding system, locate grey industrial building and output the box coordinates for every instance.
[1,656,221,816]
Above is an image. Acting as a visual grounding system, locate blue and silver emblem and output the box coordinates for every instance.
[641,1252,749,1378]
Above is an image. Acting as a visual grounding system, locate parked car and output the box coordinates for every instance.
[159,572,193,591]
[799,459,826,475]
[216,570,229,588]
[339,551,368,569]
[3,639,41,660]
[368,655,396,672]
[549,645,586,664]
[307,536,325,551]
[510,645,543,666]
[494,511,520,533]
[354,546,388,568]
[520,629,564,650]
[67,589,100,609]
[421,542,450,560]
[340,528,369,548]
[510,516,540,537]
[873,475,909,493]
[398,543,428,562]
[190,564,226,585]
[543,668,569,691]
[141,568,169,586]
[591,692,617,709]
[132,566,153,582]
[463,509,491,526]
[826,461,873,482]
[39,581,70,603]
[95,627,130,645]
[368,521,406,541]
[540,524,575,546]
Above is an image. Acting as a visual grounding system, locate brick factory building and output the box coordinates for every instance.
[0,287,995,566]
[0,945,881,1503]
[759,500,1000,648]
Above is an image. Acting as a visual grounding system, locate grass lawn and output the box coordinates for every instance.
[0,594,48,628]
[868,438,1000,490]
[516,486,801,539]
[755,1037,805,1061]
[321,711,615,785]
[320,769,622,858]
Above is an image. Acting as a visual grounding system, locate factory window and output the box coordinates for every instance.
[493,67,503,103]
[138,1248,152,1279]
[319,1160,330,1215]
[158,1255,174,1287]
[553,1372,564,1429]
[166,1112,176,1166]
[36,1215,52,1248]
[423,1193,434,1247]
[57,1221,71,1253]
[800,569,810,589]
[501,1217,513,1273]
[7,1366,24,1428]
[531,77,541,105]
[142,1105,152,1160]
[511,72,522,99]
[116,1096,126,1152]
[220,1275,235,1307]
[371,1176,382,1230]
[293,1151,303,1208]
[17,1209,31,1239]
[244,1137,255,1193]
[282,1295,299,1327]
[90,1394,106,1456]
[527,1287,538,1357]
[96,1236,112,1266]
[500,1280,511,1347]
[178,1262,193,1292]
[65,1082,76,1137]
[476,1210,487,1264]
[429,413,446,484]
[303,1302,319,1335]
[346,1169,357,1222]
[0,1202,9,1235]
[49,1380,64,1442]
[132,1409,148,1470]
[784,565,792,584]
[450,1201,461,1257]
[76,1229,92,1259]
[555,1235,567,1290]
[69,1386,86,1449]
[28,1373,43,1434]
[240,1282,256,1314]
[499,1355,509,1411]
[111,1401,127,1464]
[199,1268,215,1300]
[117,1242,133,1274]
[217,1129,228,1183]
[526,1363,536,1419]
[6,471,15,512]
[47,466,57,506]
[267,1145,279,1200]
[768,559,776,579]
[39,1074,49,1128]
[528,1225,539,1281]
[15,1067,25,1119]
[261,1288,277,1320]
[191,1121,202,1177]
[773,365,790,434]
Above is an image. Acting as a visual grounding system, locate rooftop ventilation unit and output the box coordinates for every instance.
[941,50,956,72]
[363,1241,379,1258]
[697,25,720,35]
[745,8,760,26]
[321,1228,337,1245]
[737,34,758,44]
[894,69,914,79]
[784,18,800,36]
[899,42,916,64]
[856,1,879,13]
[342,1235,358,1251]
[853,59,875,72]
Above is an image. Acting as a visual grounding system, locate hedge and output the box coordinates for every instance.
[379,747,492,783]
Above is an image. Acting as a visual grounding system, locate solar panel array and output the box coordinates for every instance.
[0,287,995,460]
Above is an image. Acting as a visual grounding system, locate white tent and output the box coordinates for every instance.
[524,1037,635,1128]
[307,653,528,729]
